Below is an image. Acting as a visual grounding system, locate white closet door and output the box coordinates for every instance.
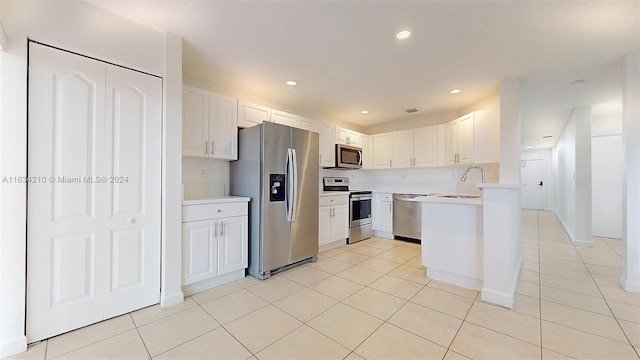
[27,43,161,342]
[103,64,162,318]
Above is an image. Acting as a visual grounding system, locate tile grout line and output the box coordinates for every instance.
[43,315,138,360]
[540,211,638,356]
[576,248,639,351]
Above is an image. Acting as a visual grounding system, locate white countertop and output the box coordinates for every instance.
[414,194,482,206]
[320,191,350,197]
[182,196,251,205]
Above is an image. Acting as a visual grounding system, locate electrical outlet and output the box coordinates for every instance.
[450,172,457,181]
[199,167,206,178]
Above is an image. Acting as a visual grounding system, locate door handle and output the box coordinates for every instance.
[213,222,218,238]
[205,141,208,155]
[211,141,215,155]
[219,222,224,237]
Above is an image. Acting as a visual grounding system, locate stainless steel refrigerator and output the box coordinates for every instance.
[230,122,319,279]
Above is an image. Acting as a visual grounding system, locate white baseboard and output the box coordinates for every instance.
[572,239,593,247]
[160,291,185,308]
[181,269,246,297]
[481,256,521,309]
[481,288,515,308]
[426,268,482,291]
[0,335,27,358]
[319,239,347,252]
[373,231,394,240]
[552,210,593,247]
[620,275,640,293]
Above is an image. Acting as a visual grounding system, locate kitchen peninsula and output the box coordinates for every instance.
[416,194,484,290]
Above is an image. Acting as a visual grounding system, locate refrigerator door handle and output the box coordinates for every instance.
[290,148,298,222]
[285,148,292,222]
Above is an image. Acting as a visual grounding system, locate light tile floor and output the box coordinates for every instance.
[10,210,640,359]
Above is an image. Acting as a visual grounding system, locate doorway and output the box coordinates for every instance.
[521,159,545,210]
[26,43,163,342]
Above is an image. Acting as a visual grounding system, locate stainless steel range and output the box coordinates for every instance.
[323,177,373,244]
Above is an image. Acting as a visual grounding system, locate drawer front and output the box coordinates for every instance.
[319,194,349,207]
[377,193,393,201]
[183,202,248,222]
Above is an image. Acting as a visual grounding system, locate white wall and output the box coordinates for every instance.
[521,148,555,210]
[346,163,499,194]
[556,118,576,234]
[554,107,592,246]
[592,114,623,239]
[0,2,181,356]
[183,158,231,199]
[499,78,521,183]
[621,52,640,293]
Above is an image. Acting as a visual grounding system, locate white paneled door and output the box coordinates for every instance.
[27,43,162,342]
[521,159,545,210]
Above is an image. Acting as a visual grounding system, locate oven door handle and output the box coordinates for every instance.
[351,196,372,201]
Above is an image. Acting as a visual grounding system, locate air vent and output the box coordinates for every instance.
[405,108,419,113]
[542,135,553,139]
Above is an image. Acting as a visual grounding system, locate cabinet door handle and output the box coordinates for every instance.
[389,160,392,167]
[219,222,224,237]
[211,141,215,155]
[205,141,208,155]
[213,222,218,238]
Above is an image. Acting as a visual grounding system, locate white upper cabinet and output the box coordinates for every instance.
[413,125,437,167]
[373,132,393,169]
[209,93,238,160]
[297,116,318,132]
[361,134,373,169]
[318,123,336,167]
[445,117,459,165]
[445,111,499,165]
[183,85,238,160]
[271,109,297,127]
[458,113,474,163]
[336,127,361,147]
[392,129,414,168]
[238,101,270,128]
[183,86,210,157]
[436,124,446,166]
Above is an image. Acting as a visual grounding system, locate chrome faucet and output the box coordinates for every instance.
[460,165,485,184]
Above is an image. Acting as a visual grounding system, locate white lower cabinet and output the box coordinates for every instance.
[181,199,249,294]
[373,193,393,239]
[319,194,349,248]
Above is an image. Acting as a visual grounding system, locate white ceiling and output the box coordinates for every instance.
[89,0,639,148]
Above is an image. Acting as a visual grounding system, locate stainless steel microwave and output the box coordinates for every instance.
[333,143,362,169]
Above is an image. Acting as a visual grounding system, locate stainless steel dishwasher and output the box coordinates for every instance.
[393,194,423,241]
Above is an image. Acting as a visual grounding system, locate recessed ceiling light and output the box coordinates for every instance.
[395,29,412,40]
[525,146,533,149]
[361,110,369,115]
[450,89,461,94]
[286,80,297,86]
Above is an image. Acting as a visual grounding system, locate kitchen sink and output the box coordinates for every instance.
[437,194,481,199]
